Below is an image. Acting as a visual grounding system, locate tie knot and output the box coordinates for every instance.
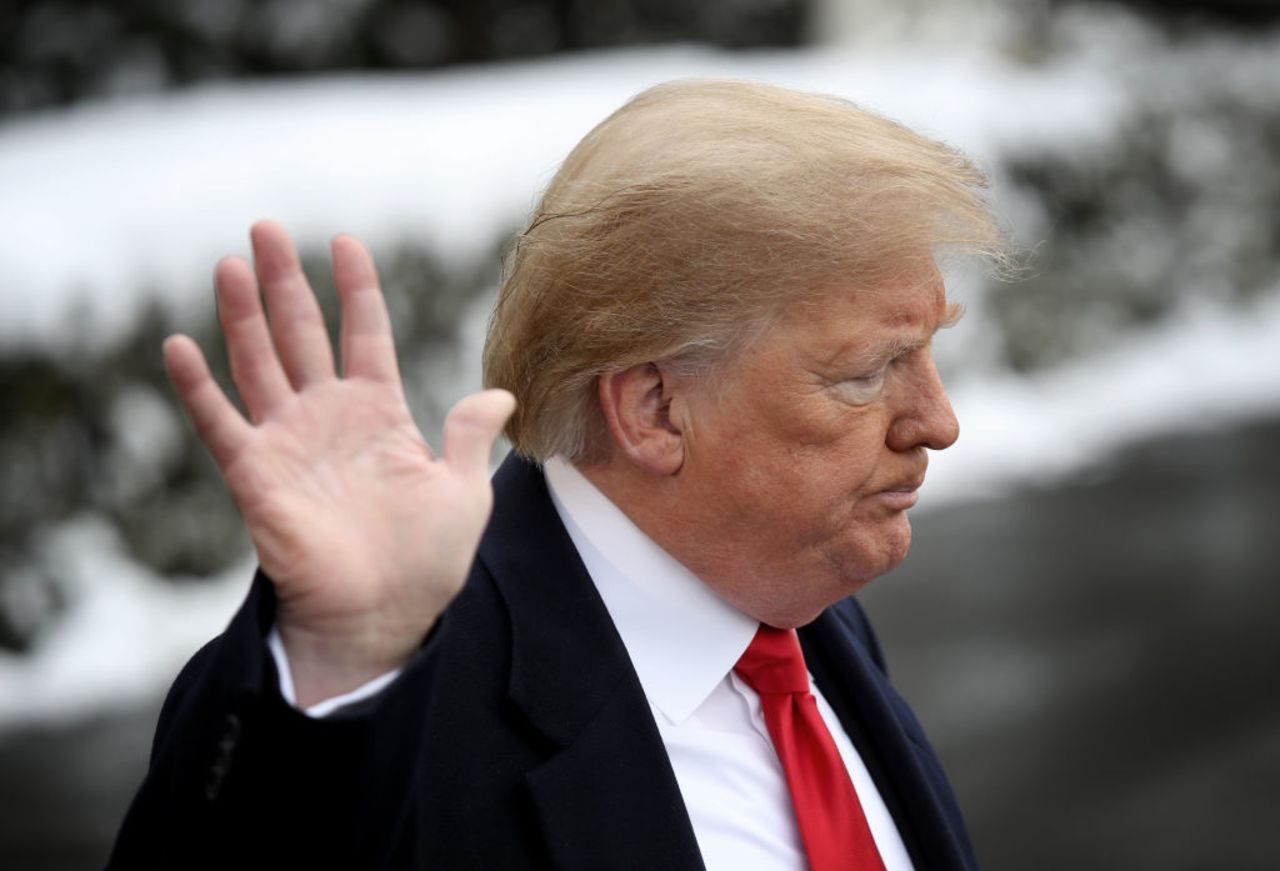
[734,624,811,695]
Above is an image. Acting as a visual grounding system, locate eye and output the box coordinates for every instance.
[832,367,886,405]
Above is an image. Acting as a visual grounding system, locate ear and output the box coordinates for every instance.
[597,363,685,476]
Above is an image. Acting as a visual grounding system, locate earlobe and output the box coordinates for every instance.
[597,364,685,476]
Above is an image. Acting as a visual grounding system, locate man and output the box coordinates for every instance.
[109,80,1004,869]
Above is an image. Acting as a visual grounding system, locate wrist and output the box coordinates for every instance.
[277,617,429,709]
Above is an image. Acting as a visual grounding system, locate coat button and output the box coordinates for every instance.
[204,713,241,801]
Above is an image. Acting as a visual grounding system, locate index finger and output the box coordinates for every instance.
[163,334,252,468]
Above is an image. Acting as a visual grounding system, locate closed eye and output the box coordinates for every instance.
[832,367,887,405]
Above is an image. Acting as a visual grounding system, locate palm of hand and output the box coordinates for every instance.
[225,382,461,626]
[164,222,514,703]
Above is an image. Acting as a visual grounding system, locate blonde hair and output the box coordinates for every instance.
[483,79,1006,461]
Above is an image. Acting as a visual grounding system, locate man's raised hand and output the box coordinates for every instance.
[163,221,515,707]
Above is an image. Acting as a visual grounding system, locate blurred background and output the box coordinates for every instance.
[1,0,1278,867]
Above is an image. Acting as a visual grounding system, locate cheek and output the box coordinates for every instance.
[718,452,799,517]
[688,393,886,523]
[795,429,897,540]
[792,423,887,495]
[759,454,880,548]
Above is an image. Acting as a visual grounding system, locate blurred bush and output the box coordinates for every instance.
[0,0,809,114]
[992,32,1280,371]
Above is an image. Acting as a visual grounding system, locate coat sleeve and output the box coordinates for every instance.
[106,570,445,870]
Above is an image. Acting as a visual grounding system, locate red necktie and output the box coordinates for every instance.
[734,624,887,871]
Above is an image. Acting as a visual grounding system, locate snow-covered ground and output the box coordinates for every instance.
[1,40,1277,728]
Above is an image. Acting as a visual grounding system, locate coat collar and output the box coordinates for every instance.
[477,453,706,870]
[542,456,759,726]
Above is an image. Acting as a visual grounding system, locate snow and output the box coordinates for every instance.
[0,519,253,727]
[0,40,1277,728]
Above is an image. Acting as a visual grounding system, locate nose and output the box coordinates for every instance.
[886,350,960,452]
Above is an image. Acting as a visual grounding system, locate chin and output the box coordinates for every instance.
[835,521,914,590]
[879,516,915,571]
[881,539,913,575]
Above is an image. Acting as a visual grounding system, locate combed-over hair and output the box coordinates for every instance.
[483,79,1005,462]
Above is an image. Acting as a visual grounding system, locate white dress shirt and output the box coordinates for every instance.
[270,457,912,869]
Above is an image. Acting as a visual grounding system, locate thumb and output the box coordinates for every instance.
[442,389,517,478]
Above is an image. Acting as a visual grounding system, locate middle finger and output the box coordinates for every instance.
[251,220,336,389]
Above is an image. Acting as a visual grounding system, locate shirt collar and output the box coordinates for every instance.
[543,456,759,725]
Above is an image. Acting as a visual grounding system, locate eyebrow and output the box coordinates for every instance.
[822,300,965,371]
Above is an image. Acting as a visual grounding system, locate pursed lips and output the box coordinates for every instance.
[875,468,927,509]
[882,460,928,494]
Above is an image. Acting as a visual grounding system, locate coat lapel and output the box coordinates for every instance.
[478,455,705,871]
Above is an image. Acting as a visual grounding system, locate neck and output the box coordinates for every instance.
[571,455,823,628]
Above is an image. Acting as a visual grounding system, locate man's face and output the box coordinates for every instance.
[666,265,961,627]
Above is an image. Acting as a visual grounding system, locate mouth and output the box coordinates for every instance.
[876,471,927,510]
[876,486,920,510]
